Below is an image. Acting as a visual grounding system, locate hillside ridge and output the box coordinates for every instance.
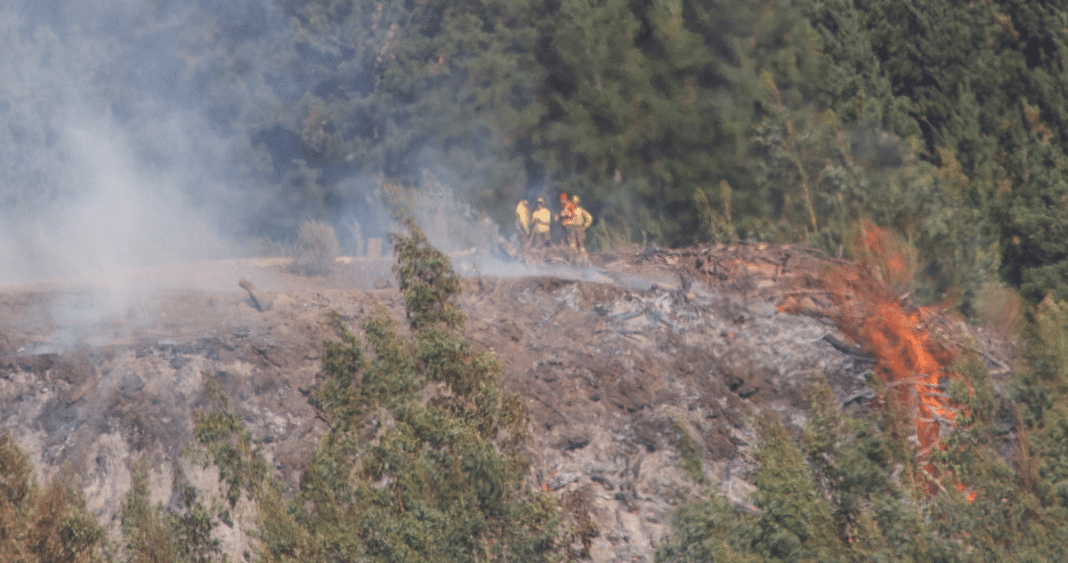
[0,244,1014,562]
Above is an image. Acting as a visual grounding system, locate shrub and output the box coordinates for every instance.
[389,220,463,330]
[291,219,340,276]
[120,462,224,563]
[193,228,564,563]
[671,419,707,484]
[0,433,107,563]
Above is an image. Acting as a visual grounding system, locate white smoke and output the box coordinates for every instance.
[0,0,554,345]
[0,3,272,285]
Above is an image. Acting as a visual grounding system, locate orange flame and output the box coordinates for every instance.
[860,301,953,456]
[810,223,970,498]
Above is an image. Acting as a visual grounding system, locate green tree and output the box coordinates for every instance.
[531,0,781,247]
[192,222,561,562]
[0,432,107,563]
[390,220,464,330]
[1012,296,1068,527]
[915,352,1068,562]
[749,413,840,562]
[278,0,545,229]
[657,410,842,563]
[119,463,224,563]
[655,493,762,563]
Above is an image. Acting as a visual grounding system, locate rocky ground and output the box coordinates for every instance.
[0,244,1014,562]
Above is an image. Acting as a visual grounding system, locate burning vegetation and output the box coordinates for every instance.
[777,222,972,495]
[633,221,988,497]
[818,260,963,493]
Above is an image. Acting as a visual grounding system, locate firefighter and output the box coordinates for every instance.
[531,197,552,248]
[515,198,531,244]
[556,192,577,248]
[566,194,593,253]
[558,192,576,217]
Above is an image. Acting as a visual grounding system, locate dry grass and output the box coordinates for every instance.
[844,219,918,297]
[290,220,340,276]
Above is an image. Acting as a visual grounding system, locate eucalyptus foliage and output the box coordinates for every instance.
[191,223,562,562]
[0,432,106,563]
[660,338,1068,563]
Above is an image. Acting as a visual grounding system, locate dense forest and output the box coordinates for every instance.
[2,0,1067,309]
[4,0,1068,561]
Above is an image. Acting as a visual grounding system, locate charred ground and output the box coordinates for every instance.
[0,243,1014,562]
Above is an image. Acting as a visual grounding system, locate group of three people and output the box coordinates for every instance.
[515,194,593,253]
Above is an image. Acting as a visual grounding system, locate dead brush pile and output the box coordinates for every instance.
[597,242,1011,373]
[594,240,1015,494]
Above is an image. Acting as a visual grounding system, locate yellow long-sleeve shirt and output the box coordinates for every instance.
[532,207,551,233]
[515,201,531,231]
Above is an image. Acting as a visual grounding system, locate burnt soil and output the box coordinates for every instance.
[0,245,1015,562]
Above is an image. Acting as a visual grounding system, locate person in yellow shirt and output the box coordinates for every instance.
[515,199,531,244]
[555,192,576,248]
[564,195,593,253]
[531,197,552,248]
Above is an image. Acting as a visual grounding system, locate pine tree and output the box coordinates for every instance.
[749,413,840,562]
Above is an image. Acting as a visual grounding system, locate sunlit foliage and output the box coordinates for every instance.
[0,432,107,563]
[191,223,562,562]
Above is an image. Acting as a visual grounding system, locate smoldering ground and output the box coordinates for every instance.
[0,1,566,352]
[0,2,282,346]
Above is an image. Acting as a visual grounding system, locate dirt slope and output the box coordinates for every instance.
[0,246,1013,562]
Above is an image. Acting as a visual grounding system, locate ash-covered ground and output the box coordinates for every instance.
[0,245,1013,562]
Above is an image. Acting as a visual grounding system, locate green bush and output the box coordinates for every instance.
[191,375,271,509]
[390,220,464,331]
[120,463,223,563]
[191,223,563,562]
[0,432,107,563]
[671,419,707,485]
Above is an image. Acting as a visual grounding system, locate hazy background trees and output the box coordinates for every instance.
[8,2,1068,559]
[4,0,1068,304]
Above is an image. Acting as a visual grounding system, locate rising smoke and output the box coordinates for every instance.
[0,2,291,345]
[0,1,513,281]
[0,1,279,284]
[0,1,525,343]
